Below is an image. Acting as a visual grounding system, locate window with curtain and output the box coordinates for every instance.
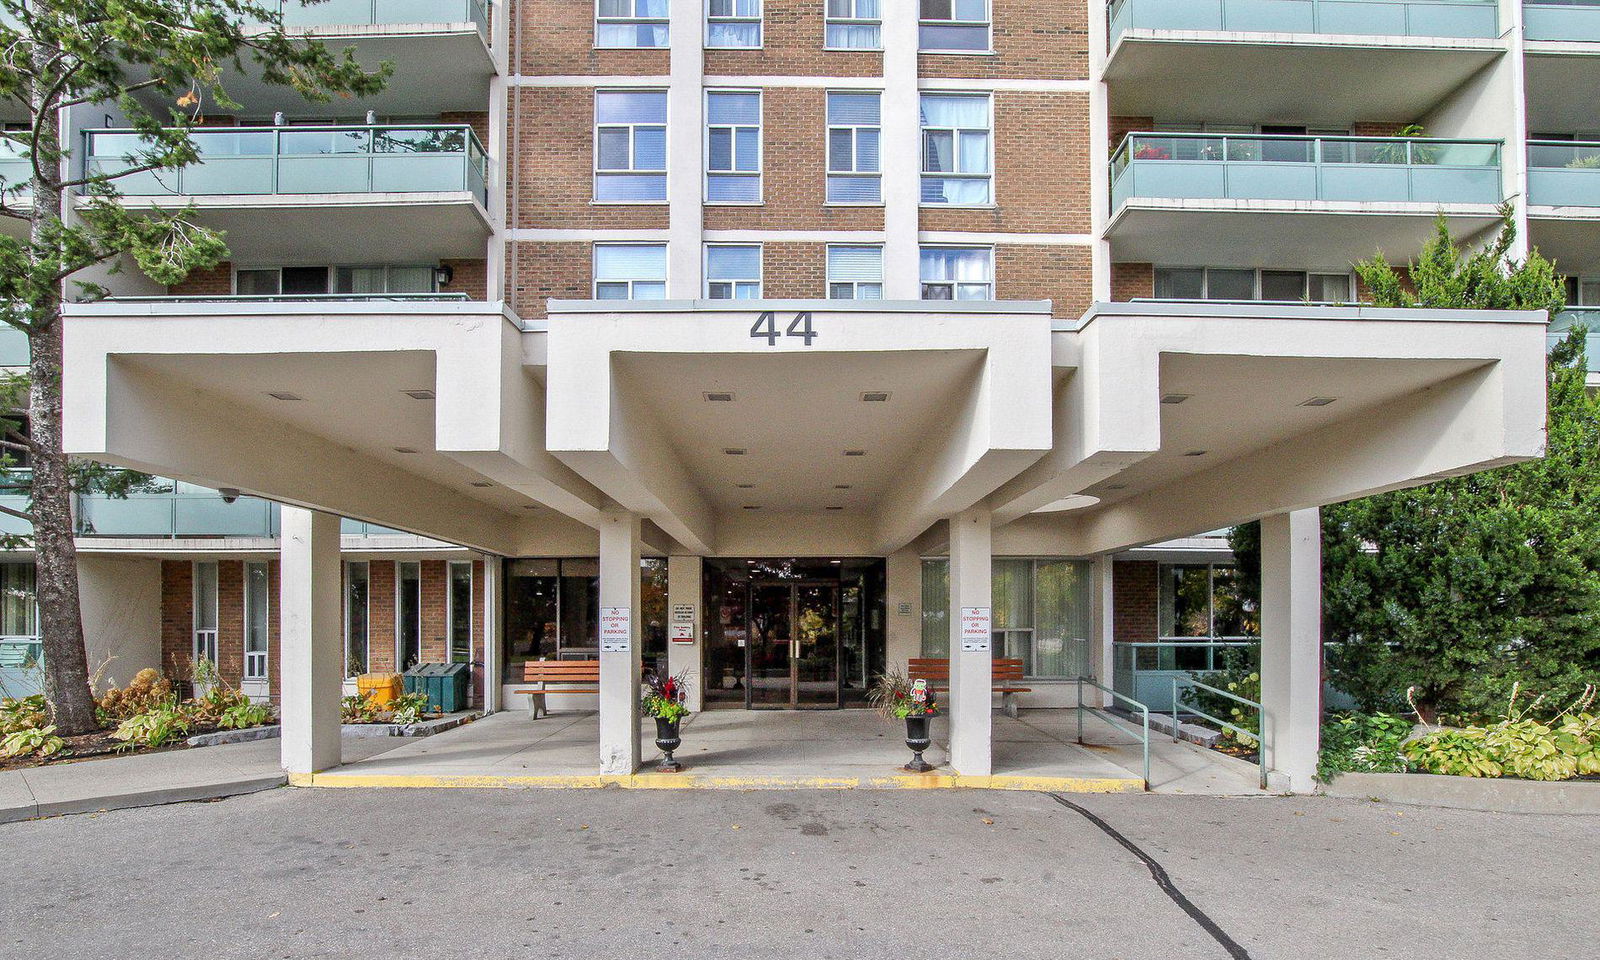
[825,0,881,48]
[193,561,219,665]
[594,243,668,299]
[705,244,762,298]
[594,90,668,202]
[920,94,991,204]
[920,246,992,300]
[244,562,269,681]
[826,91,881,203]
[920,558,949,657]
[345,560,369,677]
[0,562,37,637]
[596,0,669,48]
[919,557,1092,678]
[919,0,989,50]
[706,0,761,47]
[706,90,762,202]
[827,245,883,299]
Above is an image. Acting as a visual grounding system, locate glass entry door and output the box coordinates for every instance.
[746,581,841,709]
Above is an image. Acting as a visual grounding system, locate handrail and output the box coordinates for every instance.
[103,293,472,303]
[1172,676,1267,790]
[85,123,488,157]
[1075,676,1150,790]
[1111,131,1503,172]
[1527,139,1600,169]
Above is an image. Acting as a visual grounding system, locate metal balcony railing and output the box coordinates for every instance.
[266,0,491,41]
[1523,0,1600,42]
[1108,0,1500,41]
[83,124,490,207]
[1527,141,1600,207]
[1110,132,1503,210]
[1551,308,1600,375]
[104,293,472,304]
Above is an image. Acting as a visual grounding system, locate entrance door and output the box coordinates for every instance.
[746,581,840,709]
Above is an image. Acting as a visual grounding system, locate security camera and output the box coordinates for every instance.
[218,488,240,504]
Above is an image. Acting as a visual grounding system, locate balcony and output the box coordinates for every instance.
[1549,308,1599,380]
[276,0,490,39]
[1107,132,1505,263]
[0,141,28,239]
[81,125,492,263]
[1526,142,1600,274]
[1104,0,1503,125]
[1524,1,1600,42]
[77,482,279,539]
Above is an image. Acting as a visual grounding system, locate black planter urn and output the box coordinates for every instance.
[903,713,934,772]
[654,716,684,772]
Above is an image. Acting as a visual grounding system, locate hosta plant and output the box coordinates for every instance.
[217,700,272,730]
[342,693,382,724]
[1403,727,1504,778]
[388,692,430,726]
[1,724,65,759]
[111,705,191,750]
[0,694,48,736]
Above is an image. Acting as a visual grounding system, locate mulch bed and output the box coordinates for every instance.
[0,724,226,773]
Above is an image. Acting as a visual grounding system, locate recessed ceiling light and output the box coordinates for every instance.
[844,449,866,457]
[402,389,435,400]
[825,505,844,511]
[860,391,890,402]
[1182,450,1208,457]
[723,447,747,456]
[1160,393,1190,405]
[735,483,755,489]
[833,484,852,490]
[392,446,419,454]
[742,505,760,510]
[829,559,842,564]
[704,391,735,402]
[1299,396,1337,407]
[1105,483,1128,491]
[522,504,539,510]
[267,391,303,401]
[470,481,493,488]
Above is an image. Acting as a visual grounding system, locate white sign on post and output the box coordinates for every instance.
[600,606,631,653]
[960,606,991,653]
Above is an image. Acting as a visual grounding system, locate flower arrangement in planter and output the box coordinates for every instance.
[641,669,692,772]
[870,669,939,773]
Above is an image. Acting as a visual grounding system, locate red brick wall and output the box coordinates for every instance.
[368,560,397,674]
[420,559,449,664]
[514,0,669,75]
[704,0,882,77]
[509,241,593,319]
[919,92,1090,235]
[1113,560,1158,643]
[1111,262,1153,301]
[511,87,670,230]
[995,243,1093,319]
[919,1,1088,80]
[439,110,492,149]
[1110,115,1153,150]
[702,87,885,232]
[216,561,244,685]
[440,258,489,299]
[762,241,826,298]
[160,560,192,678]
[1352,121,1411,138]
[168,262,233,296]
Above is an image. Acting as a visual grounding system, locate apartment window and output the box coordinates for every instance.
[919,0,989,51]
[0,562,37,638]
[920,558,1093,679]
[193,561,218,667]
[705,244,762,299]
[1160,564,1257,639]
[596,0,669,48]
[1154,267,1351,303]
[920,93,991,205]
[920,246,992,300]
[448,561,473,666]
[706,90,762,203]
[345,560,370,677]
[827,245,883,299]
[706,0,761,47]
[397,560,421,671]
[233,265,435,296]
[826,91,882,204]
[594,243,668,299]
[826,0,881,49]
[244,562,269,682]
[595,90,668,202]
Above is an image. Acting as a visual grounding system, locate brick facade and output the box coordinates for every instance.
[1111,262,1153,301]
[168,262,234,296]
[1112,560,1158,644]
[440,258,489,299]
[762,241,828,298]
[994,243,1093,319]
[511,87,670,230]
[509,241,593,319]
[439,110,492,149]
[704,0,883,77]
[514,0,669,75]
[919,1,1089,80]
[1109,115,1153,150]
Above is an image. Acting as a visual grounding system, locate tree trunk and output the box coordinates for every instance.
[27,53,98,735]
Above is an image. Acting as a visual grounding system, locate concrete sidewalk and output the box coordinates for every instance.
[0,736,401,824]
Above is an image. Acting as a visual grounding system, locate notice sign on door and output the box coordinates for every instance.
[960,606,992,652]
[600,606,631,653]
[672,603,695,623]
[670,622,695,644]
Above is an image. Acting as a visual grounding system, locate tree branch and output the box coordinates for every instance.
[0,501,34,524]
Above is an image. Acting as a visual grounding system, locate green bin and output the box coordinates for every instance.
[403,662,470,713]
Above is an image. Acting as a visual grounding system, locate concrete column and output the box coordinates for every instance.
[1090,555,1115,707]
[666,0,706,298]
[947,507,993,776]
[598,511,643,775]
[1259,508,1323,794]
[279,507,343,777]
[879,0,920,298]
[483,554,502,712]
[666,554,703,712]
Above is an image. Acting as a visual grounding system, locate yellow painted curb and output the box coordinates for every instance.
[290,769,1146,793]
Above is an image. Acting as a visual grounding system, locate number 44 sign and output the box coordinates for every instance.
[750,311,818,346]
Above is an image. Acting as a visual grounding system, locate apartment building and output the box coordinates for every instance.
[5,0,1570,791]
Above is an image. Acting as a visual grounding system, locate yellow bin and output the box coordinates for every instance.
[357,673,404,706]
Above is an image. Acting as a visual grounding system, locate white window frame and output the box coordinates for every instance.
[825,90,883,206]
[704,243,764,299]
[192,560,218,668]
[919,244,994,301]
[595,0,670,48]
[919,91,993,207]
[593,242,669,299]
[242,561,270,682]
[824,0,882,50]
[396,560,422,672]
[918,0,992,53]
[344,560,370,678]
[706,0,762,48]
[705,89,763,204]
[594,89,669,205]
[826,244,884,300]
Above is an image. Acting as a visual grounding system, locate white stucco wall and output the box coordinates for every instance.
[78,554,163,691]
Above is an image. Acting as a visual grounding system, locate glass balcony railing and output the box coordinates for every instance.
[1108,0,1501,41]
[1110,132,1503,210]
[1551,308,1600,375]
[77,482,279,538]
[1527,141,1600,206]
[265,0,491,41]
[1523,0,1600,41]
[83,125,489,207]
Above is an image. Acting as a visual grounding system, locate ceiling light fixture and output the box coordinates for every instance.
[1182,449,1208,457]
[402,389,435,400]
[742,505,761,510]
[860,391,890,402]
[735,483,755,489]
[1160,393,1190,405]
[392,446,419,454]
[723,447,747,456]
[704,391,735,402]
[833,484,852,490]
[522,504,539,510]
[470,481,493,488]
[266,391,303,401]
[844,449,866,457]
[1105,483,1128,491]
[1299,396,1338,407]
[825,505,844,511]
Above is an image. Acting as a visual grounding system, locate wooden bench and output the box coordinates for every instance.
[514,660,601,719]
[908,657,1032,718]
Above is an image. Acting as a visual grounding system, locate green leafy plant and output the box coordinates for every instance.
[1181,647,1261,749]
[1317,712,1413,781]
[1,724,65,759]
[641,669,691,723]
[868,668,938,720]
[1403,686,1600,781]
[96,667,175,721]
[185,683,249,726]
[110,705,191,750]
[341,693,382,724]
[388,692,430,726]
[217,700,271,730]
[1403,727,1503,778]
[0,694,48,736]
